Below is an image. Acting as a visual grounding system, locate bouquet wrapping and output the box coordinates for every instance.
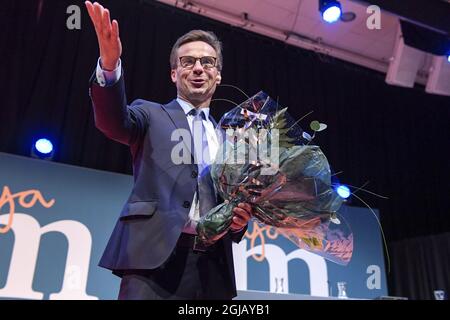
[196,91,353,265]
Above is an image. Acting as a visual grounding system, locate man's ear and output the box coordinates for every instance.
[216,72,222,85]
[171,69,177,83]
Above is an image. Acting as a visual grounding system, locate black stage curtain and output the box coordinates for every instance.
[389,232,450,299]
[1,0,450,296]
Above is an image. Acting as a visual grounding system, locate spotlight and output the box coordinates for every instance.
[319,0,342,23]
[31,138,55,160]
[35,139,53,154]
[336,185,351,199]
[447,55,450,63]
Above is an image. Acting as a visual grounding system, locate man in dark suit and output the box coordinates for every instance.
[85,2,252,299]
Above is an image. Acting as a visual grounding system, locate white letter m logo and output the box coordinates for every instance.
[0,213,97,300]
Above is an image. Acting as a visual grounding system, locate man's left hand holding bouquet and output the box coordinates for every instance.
[231,203,253,231]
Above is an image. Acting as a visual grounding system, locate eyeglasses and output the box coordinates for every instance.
[179,56,217,69]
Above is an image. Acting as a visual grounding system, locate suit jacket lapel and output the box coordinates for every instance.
[162,99,195,160]
[208,114,218,127]
[162,99,225,160]
[209,113,227,145]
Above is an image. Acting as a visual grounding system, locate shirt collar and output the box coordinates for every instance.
[176,97,210,119]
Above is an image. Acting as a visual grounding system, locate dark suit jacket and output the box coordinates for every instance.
[89,72,246,297]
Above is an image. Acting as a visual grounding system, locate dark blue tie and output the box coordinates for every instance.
[190,108,217,217]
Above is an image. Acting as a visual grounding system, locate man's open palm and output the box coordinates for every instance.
[85,1,122,71]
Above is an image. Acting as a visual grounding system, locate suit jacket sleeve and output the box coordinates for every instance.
[229,225,248,243]
[89,70,150,146]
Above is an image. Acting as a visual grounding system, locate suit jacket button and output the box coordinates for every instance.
[183,201,191,208]
[191,170,198,178]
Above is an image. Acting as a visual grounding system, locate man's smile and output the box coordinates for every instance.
[190,78,206,87]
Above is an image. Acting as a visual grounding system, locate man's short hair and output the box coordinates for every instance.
[170,30,223,71]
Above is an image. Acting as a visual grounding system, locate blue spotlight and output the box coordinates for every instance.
[35,138,53,154]
[336,185,351,199]
[31,138,55,160]
[319,0,342,23]
[447,55,450,63]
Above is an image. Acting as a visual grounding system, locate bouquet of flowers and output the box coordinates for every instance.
[196,91,353,265]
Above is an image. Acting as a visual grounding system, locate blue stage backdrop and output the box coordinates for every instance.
[0,152,388,299]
